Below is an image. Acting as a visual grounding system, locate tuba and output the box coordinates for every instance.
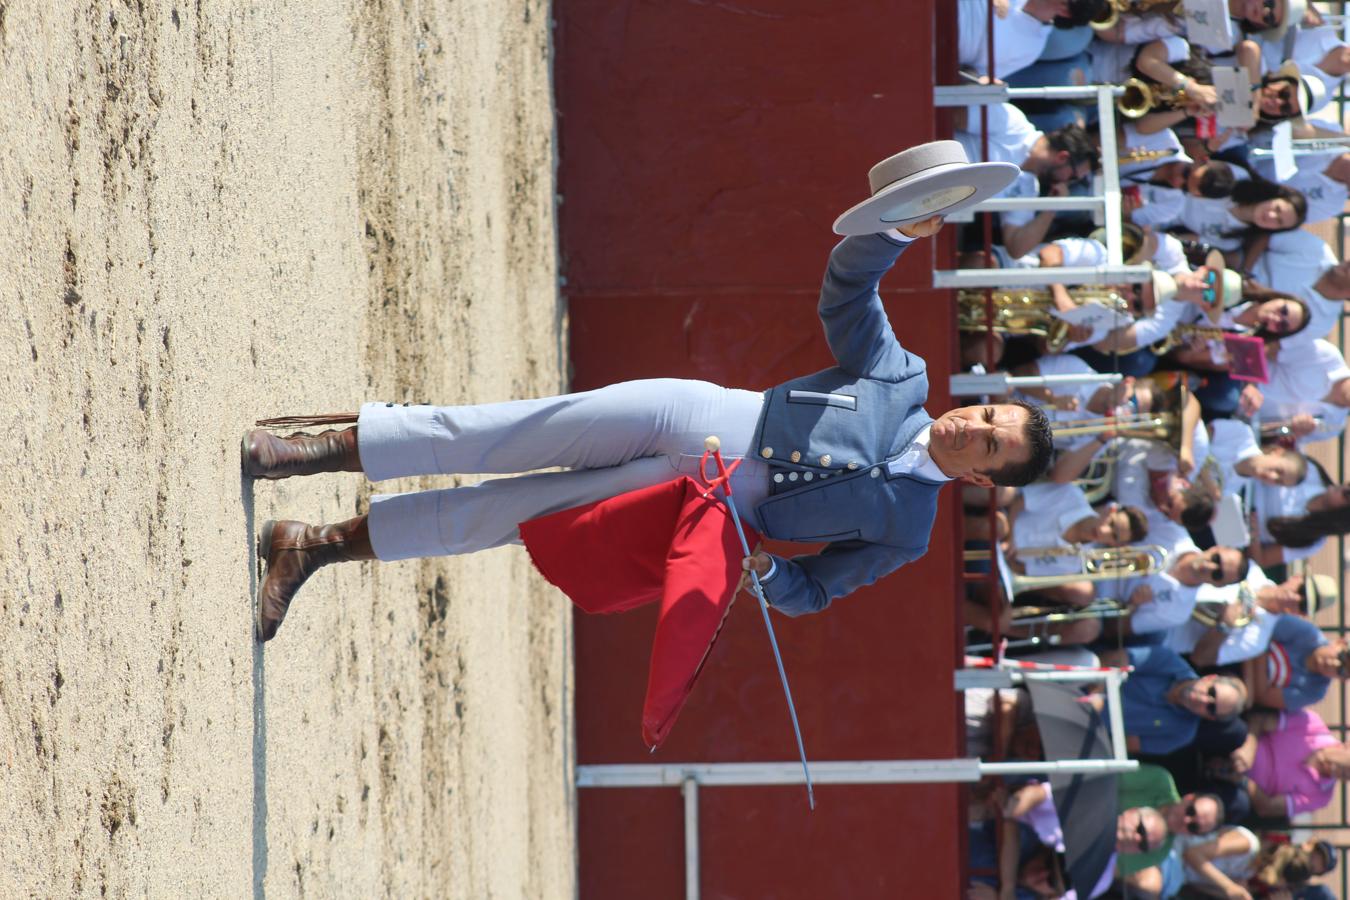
[1117,77,1187,119]
[957,287,1132,353]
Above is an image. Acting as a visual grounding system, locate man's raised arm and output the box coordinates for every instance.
[817,216,942,381]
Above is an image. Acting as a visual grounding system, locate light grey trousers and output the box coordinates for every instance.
[356,379,770,560]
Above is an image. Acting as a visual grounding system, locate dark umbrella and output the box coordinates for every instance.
[1026,679,1120,898]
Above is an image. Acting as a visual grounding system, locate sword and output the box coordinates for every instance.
[699,435,815,810]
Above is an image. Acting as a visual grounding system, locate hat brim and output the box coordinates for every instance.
[1305,573,1338,616]
[832,160,1021,235]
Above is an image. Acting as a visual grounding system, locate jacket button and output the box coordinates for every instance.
[803,472,814,481]
[761,447,774,459]
[788,472,799,482]
[790,450,802,463]
[773,473,784,483]
[847,461,859,470]
[819,454,831,467]
[870,468,881,478]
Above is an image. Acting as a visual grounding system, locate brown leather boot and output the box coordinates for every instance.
[241,427,362,480]
[255,515,376,642]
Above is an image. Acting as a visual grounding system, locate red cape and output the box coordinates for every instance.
[520,476,758,748]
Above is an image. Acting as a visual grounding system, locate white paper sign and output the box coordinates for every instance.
[1212,66,1255,129]
[1184,0,1236,52]
[1050,301,1133,345]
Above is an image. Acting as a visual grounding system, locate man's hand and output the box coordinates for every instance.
[1128,584,1154,609]
[743,551,772,577]
[1290,413,1317,437]
[898,215,945,240]
[1238,383,1264,417]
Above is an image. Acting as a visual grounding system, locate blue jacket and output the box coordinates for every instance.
[753,233,943,616]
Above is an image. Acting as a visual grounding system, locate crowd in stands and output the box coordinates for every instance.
[954,0,1350,895]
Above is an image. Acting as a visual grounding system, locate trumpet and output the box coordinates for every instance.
[1117,77,1188,119]
[957,287,1131,353]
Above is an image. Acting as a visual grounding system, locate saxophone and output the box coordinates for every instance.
[1117,77,1188,119]
[1150,322,1253,356]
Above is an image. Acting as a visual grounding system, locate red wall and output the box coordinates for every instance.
[558,2,966,896]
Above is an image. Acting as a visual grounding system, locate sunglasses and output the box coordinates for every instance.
[1261,0,1279,28]
[1184,803,1203,834]
[1205,685,1219,718]
[1136,818,1152,853]
[1270,81,1298,117]
[1205,555,1227,584]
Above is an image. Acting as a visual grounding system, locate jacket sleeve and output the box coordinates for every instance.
[817,233,927,383]
[756,539,925,616]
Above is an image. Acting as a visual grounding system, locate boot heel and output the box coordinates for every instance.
[255,520,278,642]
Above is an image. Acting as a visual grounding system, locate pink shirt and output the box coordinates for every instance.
[1250,710,1341,817]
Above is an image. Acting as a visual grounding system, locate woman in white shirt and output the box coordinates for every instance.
[1132,177,1309,252]
[1252,454,1350,567]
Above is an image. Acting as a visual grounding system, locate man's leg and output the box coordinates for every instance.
[358,379,761,479]
[244,379,758,481]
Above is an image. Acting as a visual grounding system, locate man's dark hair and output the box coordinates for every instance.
[1055,0,1107,27]
[987,400,1054,487]
[1046,123,1099,172]
[1195,161,1237,198]
[1121,505,1149,543]
[1179,486,1216,530]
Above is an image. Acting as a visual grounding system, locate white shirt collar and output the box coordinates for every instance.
[887,424,954,482]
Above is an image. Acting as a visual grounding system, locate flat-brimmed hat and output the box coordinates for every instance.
[1259,0,1307,42]
[833,140,1020,235]
[1303,572,1338,616]
[1271,60,1330,118]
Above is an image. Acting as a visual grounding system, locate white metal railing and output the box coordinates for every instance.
[949,371,1122,396]
[576,662,1136,900]
[933,83,1152,288]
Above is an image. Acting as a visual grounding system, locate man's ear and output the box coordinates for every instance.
[961,471,995,488]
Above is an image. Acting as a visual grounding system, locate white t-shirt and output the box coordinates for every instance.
[1000,169,1041,230]
[1248,229,1339,348]
[1110,437,1201,562]
[1021,354,1105,451]
[1259,25,1346,96]
[958,0,1053,78]
[1152,232,1189,275]
[955,101,1042,168]
[1173,826,1261,885]
[1263,339,1350,409]
[1013,482,1097,575]
[1208,418,1261,493]
[1285,167,1348,224]
[1163,562,1277,661]
[1254,456,1331,561]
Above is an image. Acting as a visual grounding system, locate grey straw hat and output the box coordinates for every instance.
[833,140,1020,235]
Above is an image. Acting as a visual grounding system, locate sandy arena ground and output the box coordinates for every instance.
[0,3,574,898]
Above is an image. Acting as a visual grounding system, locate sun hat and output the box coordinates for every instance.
[833,140,1021,235]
